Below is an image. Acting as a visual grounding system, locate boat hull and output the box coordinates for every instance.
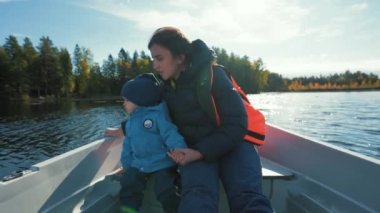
[1,124,379,212]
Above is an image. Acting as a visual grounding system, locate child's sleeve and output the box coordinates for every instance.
[157,111,188,150]
[120,134,132,169]
[120,119,127,136]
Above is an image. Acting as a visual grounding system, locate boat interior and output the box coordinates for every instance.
[1,124,379,212]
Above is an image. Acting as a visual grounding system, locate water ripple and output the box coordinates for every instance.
[1,92,380,177]
[0,102,125,177]
[250,91,380,160]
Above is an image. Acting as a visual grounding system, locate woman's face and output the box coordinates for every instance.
[150,44,185,80]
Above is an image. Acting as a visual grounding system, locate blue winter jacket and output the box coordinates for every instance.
[121,101,187,173]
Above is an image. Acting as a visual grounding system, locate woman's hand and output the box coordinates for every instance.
[104,127,124,138]
[168,148,203,165]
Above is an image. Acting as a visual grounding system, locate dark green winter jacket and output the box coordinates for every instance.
[162,39,247,161]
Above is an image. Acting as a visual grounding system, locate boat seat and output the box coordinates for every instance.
[261,158,294,180]
[260,158,294,201]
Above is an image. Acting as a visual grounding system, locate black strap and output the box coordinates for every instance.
[246,130,265,140]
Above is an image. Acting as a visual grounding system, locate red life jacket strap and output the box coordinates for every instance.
[209,64,221,127]
[211,64,266,146]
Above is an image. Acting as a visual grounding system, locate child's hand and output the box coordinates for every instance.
[168,148,203,165]
[168,149,185,163]
[114,168,125,176]
[104,127,124,137]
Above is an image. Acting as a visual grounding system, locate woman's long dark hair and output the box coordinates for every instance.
[148,26,192,63]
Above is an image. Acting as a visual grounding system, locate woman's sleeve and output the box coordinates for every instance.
[194,66,247,161]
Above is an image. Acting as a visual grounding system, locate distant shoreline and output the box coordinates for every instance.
[2,88,379,103]
[71,96,122,102]
[284,87,380,93]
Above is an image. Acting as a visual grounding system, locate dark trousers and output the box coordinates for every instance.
[119,166,179,213]
[178,141,273,213]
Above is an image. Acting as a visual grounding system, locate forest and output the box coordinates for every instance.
[1,35,379,101]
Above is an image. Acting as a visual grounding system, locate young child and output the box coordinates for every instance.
[115,73,187,213]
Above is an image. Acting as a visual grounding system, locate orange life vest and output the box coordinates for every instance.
[197,64,266,145]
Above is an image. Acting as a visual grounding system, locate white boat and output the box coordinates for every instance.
[1,123,379,213]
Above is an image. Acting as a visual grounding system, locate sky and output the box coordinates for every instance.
[1,0,379,77]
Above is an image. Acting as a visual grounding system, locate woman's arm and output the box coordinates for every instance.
[194,66,247,161]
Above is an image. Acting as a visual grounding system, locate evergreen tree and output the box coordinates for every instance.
[87,62,107,95]
[131,50,139,76]
[3,35,28,98]
[266,72,286,91]
[102,54,118,94]
[102,54,116,79]
[0,47,10,100]
[213,47,229,66]
[73,44,82,76]
[22,37,38,97]
[36,36,60,97]
[117,48,132,83]
[139,50,152,74]
[58,48,73,97]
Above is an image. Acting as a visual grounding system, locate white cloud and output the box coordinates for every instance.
[72,0,380,76]
[301,25,343,41]
[298,3,367,41]
[167,0,199,10]
[349,2,368,12]
[77,0,309,44]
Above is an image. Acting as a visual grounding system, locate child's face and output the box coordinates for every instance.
[123,98,137,114]
[149,44,185,80]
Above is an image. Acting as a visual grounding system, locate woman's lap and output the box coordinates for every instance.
[221,141,273,212]
[178,141,273,213]
[178,160,219,213]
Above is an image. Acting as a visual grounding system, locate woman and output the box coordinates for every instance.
[148,26,273,213]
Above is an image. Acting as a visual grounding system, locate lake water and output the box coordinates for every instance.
[1,91,379,178]
[250,91,380,159]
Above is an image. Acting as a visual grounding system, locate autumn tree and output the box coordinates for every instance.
[72,44,93,97]
[58,48,73,97]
